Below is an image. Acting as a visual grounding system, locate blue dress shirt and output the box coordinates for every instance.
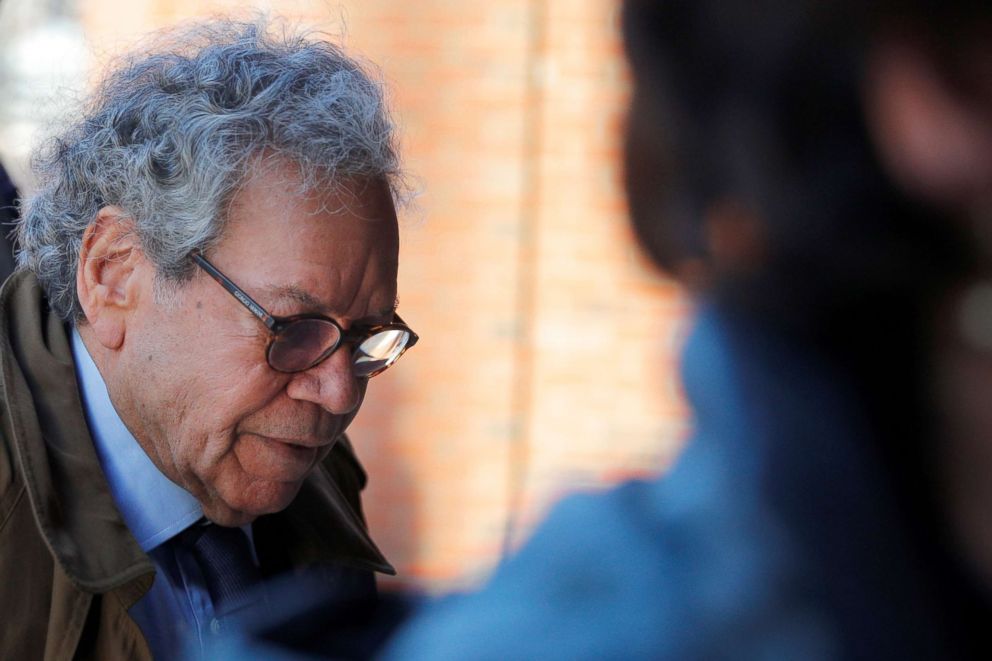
[71,328,258,659]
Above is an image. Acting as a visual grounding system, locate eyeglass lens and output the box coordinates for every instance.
[267,319,342,372]
[353,329,413,377]
[267,319,412,375]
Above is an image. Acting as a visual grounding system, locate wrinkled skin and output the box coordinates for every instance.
[82,164,399,526]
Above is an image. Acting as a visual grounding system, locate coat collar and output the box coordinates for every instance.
[261,459,395,576]
[0,270,392,593]
[0,270,152,593]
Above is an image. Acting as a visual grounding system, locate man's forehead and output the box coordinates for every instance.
[261,282,398,320]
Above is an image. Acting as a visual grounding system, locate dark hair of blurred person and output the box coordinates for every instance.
[622,0,992,655]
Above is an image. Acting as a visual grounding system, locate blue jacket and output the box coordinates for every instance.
[385,307,976,659]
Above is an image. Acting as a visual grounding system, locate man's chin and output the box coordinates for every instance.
[201,480,304,526]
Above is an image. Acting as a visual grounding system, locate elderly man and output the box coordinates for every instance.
[0,20,416,660]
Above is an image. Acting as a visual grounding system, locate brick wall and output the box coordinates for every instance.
[49,0,690,591]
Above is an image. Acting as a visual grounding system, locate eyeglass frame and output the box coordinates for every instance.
[190,251,418,375]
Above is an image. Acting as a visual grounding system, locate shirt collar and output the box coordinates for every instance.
[71,327,203,552]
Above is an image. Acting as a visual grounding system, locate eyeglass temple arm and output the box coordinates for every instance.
[191,252,277,330]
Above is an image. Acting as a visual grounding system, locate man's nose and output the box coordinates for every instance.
[284,348,362,414]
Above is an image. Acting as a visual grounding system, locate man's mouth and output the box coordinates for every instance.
[265,436,332,449]
[240,433,330,480]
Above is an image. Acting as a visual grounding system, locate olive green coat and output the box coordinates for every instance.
[0,270,392,660]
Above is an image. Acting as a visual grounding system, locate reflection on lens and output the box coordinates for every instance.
[353,329,411,377]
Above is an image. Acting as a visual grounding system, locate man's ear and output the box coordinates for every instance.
[76,206,144,350]
[865,34,992,209]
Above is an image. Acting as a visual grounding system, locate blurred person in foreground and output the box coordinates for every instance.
[206,0,992,658]
[0,19,417,660]
[382,0,992,658]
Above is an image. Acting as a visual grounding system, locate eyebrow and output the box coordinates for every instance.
[263,284,399,322]
[264,284,323,310]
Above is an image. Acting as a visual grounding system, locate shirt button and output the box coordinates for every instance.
[210,618,222,635]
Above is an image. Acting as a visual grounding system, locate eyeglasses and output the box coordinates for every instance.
[191,252,418,377]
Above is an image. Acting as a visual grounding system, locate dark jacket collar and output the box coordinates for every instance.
[0,270,392,592]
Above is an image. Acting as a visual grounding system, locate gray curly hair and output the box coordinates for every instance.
[16,18,402,321]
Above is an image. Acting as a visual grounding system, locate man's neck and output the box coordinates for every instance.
[71,325,204,551]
